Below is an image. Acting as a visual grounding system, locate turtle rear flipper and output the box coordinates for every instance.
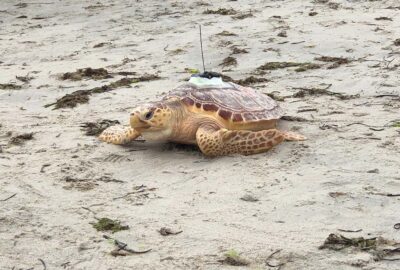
[282,131,306,141]
[196,125,290,156]
[99,126,140,145]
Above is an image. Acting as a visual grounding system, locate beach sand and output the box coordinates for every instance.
[0,0,399,269]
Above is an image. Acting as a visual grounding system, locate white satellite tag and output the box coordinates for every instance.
[189,76,231,88]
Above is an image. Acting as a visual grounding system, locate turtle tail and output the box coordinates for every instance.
[282,131,307,141]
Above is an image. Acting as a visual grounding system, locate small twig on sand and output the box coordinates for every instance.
[386,194,400,197]
[369,192,400,197]
[338,229,362,233]
[281,115,310,122]
[158,227,183,236]
[81,206,98,217]
[380,257,400,261]
[24,2,54,4]
[127,148,148,152]
[113,185,154,200]
[60,262,70,268]
[40,164,50,173]
[1,193,17,201]
[112,192,138,200]
[375,94,400,98]
[103,235,151,256]
[38,259,46,270]
[378,247,400,261]
[265,249,285,268]
[297,108,318,113]
[342,122,385,129]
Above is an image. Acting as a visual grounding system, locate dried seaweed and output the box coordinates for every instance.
[392,122,400,128]
[257,61,320,72]
[90,77,139,94]
[63,176,98,191]
[315,56,351,69]
[45,75,160,109]
[320,234,380,251]
[15,2,28,8]
[217,74,268,86]
[9,133,34,145]
[294,63,321,72]
[220,56,237,67]
[16,75,34,83]
[60,68,138,80]
[61,68,112,80]
[129,74,161,83]
[168,48,185,55]
[320,233,400,261]
[316,56,350,63]
[93,42,111,48]
[277,30,287,37]
[265,92,286,101]
[219,74,234,82]
[81,119,120,136]
[92,218,129,233]
[232,12,254,20]
[85,4,106,10]
[234,76,269,86]
[45,90,90,109]
[292,84,359,100]
[203,8,237,15]
[116,71,137,76]
[0,83,22,90]
[313,0,340,9]
[219,250,249,266]
[375,17,392,21]
[258,62,302,70]
[230,46,249,54]
[216,31,237,36]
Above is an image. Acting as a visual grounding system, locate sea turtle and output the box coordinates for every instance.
[99,73,305,156]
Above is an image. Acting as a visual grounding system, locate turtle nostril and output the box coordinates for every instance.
[130,112,135,116]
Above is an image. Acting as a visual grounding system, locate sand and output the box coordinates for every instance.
[0,0,399,269]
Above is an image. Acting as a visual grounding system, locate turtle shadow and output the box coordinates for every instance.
[120,141,202,155]
[161,142,201,153]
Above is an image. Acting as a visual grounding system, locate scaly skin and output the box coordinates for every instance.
[99,98,306,156]
[196,126,305,156]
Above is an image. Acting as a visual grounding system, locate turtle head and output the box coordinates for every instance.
[129,102,174,141]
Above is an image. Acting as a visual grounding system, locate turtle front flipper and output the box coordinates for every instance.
[99,125,140,145]
[196,125,306,156]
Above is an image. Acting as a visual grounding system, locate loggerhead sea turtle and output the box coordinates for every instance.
[99,73,306,156]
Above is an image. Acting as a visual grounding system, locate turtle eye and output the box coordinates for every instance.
[144,111,154,120]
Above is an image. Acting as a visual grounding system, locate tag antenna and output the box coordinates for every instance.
[199,25,206,73]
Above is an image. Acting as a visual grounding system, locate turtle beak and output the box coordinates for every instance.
[130,112,150,130]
